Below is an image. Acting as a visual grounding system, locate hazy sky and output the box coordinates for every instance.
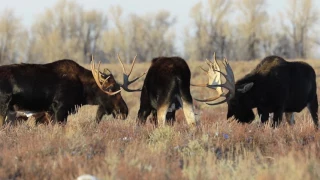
[0,0,316,54]
[0,0,288,26]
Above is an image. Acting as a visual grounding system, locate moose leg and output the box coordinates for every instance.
[51,102,73,124]
[166,110,176,126]
[150,110,158,127]
[137,87,153,126]
[285,113,295,125]
[95,105,106,123]
[0,112,6,126]
[307,94,319,129]
[272,109,283,128]
[52,108,69,124]
[157,103,170,126]
[257,107,269,124]
[0,94,12,126]
[180,94,196,126]
[137,107,152,126]
[35,112,52,125]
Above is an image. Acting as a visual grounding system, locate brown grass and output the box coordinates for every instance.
[1,60,320,180]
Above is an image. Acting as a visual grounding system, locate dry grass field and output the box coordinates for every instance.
[1,59,320,180]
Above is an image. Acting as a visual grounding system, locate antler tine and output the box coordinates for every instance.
[193,54,235,104]
[223,58,235,84]
[105,89,121,96]
[190,83,208,87]
[101,76,111,87]
[192,55,220,86]
[213,53,220,71]
[128,54,137,76]
[191,65,211,86]
[117,53,126,74]
[200,66,209,74]
[91,55,121,96]
[128,71,146,85]
[117,54,145,92]
[206,98,228,106]
[206,91,233,106]
[97,61,101,74]
[205,59,212,66]
[193,94,225,102]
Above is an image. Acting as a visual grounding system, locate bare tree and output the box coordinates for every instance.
[100,6,176,63]
[185,0,232,60]
[235,0,269,60]
[282,0,319,59]
[272,34,295,58]
[28,0,107,63]
[132,10,176,61]
[81,10,107,59]
[0,10,27,64]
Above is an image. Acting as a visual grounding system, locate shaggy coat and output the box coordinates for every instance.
[137,57,197,126]
[227,55,318,127]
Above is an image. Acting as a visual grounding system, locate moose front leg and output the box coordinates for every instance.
[272,108,284,128]
[52,108,69,124]
[150,110,158,127]
[0,94,12,126]
[257,107,269,124]
[137,107,152,126]
[51,101,74,124]
[95,105,106,123]
[0,113,5,126]
[137,88,153,126]
[166,110,176,126]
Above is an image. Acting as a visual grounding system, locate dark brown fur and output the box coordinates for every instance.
[0,59,128,125]
[227,55,318,128]
[137,57,197,126]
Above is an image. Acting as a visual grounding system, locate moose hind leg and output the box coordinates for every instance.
[285,113,295,125]
[0,94,12,126]
[51,102,72,124]
[157,104,170,126]
[179,89,196,126]
[257,108,269,124]
[181,99,196,126]
[150,110,158,127]
[166,110,176,126]
[95,105,106,123]
[307,95,319,129]
[137,107,152,126]
[53,108,69,124]
[272,109,283,128]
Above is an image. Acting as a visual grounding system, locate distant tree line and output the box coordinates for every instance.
[0,0,319,64]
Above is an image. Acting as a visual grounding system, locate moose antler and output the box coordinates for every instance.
[91,55,121,96]
[192,53,235,105]
[117,54,146,92]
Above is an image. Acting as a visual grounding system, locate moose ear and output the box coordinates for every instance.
[237,82,254,93]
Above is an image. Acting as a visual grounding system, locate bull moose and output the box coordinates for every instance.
[195,55,318,128]
[132,56,197,127]
[0,57,143,126]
